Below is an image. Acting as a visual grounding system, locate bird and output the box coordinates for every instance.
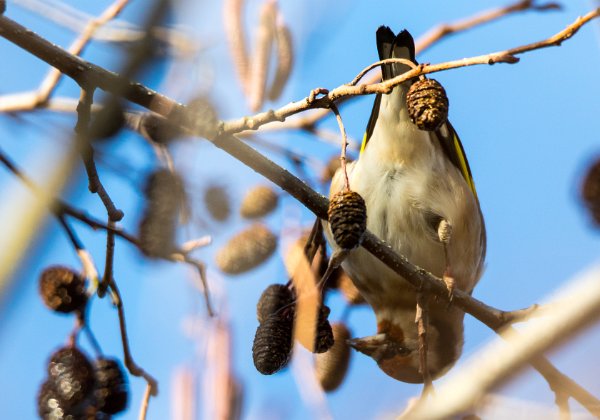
[323,26,486,383]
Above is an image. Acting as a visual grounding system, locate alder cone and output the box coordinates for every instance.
[328,191,367,250]
[38,380,70,419]
[252,313,293,375]
[39,266,87,314]
[204,185,231,222]
[47,347,95,409]
[240,185,279,219]
[582,158,600,224]
[406,78,449,131]
[140,113,184,144]
[139,169,185,258]
[315,323,351,392]
[256,284,295,323]
[215,224,277,274]
[94,358,129,415]
[297,305,335,354]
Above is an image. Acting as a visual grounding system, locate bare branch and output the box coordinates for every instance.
[402,266,600,418]
[416,0,562,53]
[2,9,600,415]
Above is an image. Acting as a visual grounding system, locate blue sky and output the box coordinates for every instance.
[1,0,599,419]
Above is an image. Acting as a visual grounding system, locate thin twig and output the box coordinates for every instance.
[112,279,159,395]
[2,9,600,415]
[329,104,350,191]
[13,0,196,54]
[57,214,84,251]
[138,382,152,420]
[416,0,562,53]
[221,8,600,134]
[0,0,131,112]
[402,266,600,418]
[221,0,564,134]
[5,9,599,138]
[99,220,116,297]
[347,57,418,87]
[416,288,433,392]
[75,88,124,222]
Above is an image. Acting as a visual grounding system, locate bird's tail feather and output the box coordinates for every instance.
[376,26,416,81]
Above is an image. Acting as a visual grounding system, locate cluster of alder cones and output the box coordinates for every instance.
[37,266,128,418]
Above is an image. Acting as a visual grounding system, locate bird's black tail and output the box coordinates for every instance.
[376,26,416,81]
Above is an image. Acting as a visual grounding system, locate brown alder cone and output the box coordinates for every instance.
[39,266,87,314]
[204,184,231,222]
[256,283,295,323]
[248,0,277,112]
[240,185,279,219]
[315,323,352,392]
[582,158,600,225]
[46,346,95,409]
[406,78,449,131]
[215,223,277,274]
[328,190,367,250]
[296,304,334,354]
[267,13,294,101]
[252,311,294,375]
[139,169,185,258]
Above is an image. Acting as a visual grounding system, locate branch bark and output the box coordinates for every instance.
[2,8,600,415]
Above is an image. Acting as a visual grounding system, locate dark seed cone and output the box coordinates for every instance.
[406,78,449,131]
[139,169,185,258]
[296,304,334,353]
[38,379,73,419]
[313,305,335,353]
[252,313,294,375]
[140,113,185,144]
[215,223,278,274]
[582,158,600,225]
[204,185,231,222]
[240,185,279,219]
[328,191,367,250]
[39,266,87,314]
[256,284,295,323]
[315,323,352,392]
[94,358,128,415]
[47,346,95,409]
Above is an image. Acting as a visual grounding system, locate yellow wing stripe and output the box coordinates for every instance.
[453,133,477,199]
[360,132,368,155]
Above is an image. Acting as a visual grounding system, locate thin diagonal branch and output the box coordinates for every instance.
[2,9,600,416]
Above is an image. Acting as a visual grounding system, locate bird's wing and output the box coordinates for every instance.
[434,121,478,199]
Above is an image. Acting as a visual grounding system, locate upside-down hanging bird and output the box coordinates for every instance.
[324,26,486,383]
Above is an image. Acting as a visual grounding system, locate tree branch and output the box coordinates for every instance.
[2,8,600,415]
